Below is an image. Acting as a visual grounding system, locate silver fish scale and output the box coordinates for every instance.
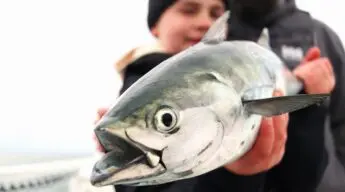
[107,40,280,123]
[150,41,279,179]
[186,41,279,98]
[174,41,281,172]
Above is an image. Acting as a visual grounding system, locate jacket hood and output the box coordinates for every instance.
[228,0,297,28]
[114,43,166,78]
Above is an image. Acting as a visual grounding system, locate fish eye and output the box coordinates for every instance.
[153,107,179,133]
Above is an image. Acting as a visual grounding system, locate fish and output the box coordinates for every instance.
[90,10,329,187]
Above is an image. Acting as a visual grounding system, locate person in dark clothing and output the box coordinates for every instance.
[223,0,344,191]
[94,0,343,191]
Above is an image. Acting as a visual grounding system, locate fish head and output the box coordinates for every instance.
[90,57,241,186]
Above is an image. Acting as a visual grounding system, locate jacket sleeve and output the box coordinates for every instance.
[119,71,142,95]
[118,53,173,95]
[321,22,345,168]
[193,168,266,192]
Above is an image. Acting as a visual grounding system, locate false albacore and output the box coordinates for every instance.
[90,11,329,187]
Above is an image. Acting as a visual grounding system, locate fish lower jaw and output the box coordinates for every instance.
[90,150,166,187]
[91,129,167,187]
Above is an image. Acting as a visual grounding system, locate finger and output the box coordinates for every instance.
[293,61,320,88]
[301,47,321,64]
[273,89,284,97]
[224,117,276,174]
[246,117,275,161]
[269,90,288,165]
[269,113,288,165]
[313,62,333,93]
[295,56,329,79]
[324,58,332,75]
[321,58,333,75]
[307,58,332,77]
[293,56,335,94]
[306,58,333,89]
[292,63,309,81]
[316,58,332,78]
[274,143,286,166]
[321,59,336,92]
[93,133,105,152]
[97,108,108,118]
[95,108,109,124]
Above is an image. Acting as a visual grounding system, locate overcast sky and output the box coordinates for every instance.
[0,0,343,155]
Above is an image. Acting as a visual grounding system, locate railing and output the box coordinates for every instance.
[0,157,94,191]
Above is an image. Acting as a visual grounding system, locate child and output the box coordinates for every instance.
[116,0,227,92]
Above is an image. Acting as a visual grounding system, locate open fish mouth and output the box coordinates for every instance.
[90,128,166,187]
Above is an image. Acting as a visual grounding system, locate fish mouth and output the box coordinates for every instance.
[90,124,166,187]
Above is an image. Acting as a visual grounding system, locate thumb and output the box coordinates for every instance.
[97,108,108,117]
[94,107,109,124]
[301,47,321,64]
[273,89,284,97]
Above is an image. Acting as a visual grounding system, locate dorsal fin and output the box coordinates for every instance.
[201,10,230,44]
[256,27,305,95]
[257,28,271,50]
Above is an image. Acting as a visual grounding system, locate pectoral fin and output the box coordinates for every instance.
[243,94,330,116]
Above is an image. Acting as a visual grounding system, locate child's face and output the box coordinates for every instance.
[151,0,226,54]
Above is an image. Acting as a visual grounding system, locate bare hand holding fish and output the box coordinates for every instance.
[225,90,288,175]
[293,47,335,94]
[94,107,108,153]
[90,11,330,187]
